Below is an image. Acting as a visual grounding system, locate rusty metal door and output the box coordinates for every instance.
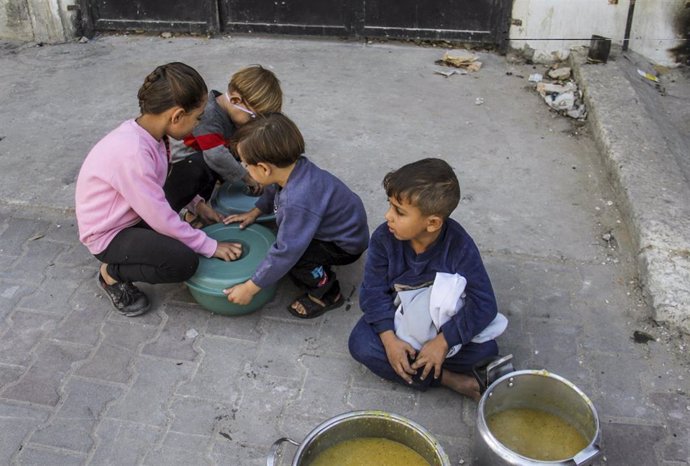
[81,0,511,48]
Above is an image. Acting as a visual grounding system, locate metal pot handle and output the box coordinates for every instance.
[266,437,300,466]
[572,444,601,466]
[472,354,515,393]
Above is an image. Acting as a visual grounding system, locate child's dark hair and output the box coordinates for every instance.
[383,158,460,218]
[230,65,283,115]
[233,113,304,168]
[137,62,207,114]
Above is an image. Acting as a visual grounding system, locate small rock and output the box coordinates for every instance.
[79,36,89,43]
[161,32,173,39]
[633,330,655,344]
[185,328,199,339]
[602,233,612,242]
[475,97,485,105]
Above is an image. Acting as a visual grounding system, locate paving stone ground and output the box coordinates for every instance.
[0,35,688,465]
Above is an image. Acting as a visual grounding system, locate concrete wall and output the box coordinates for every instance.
[510,0,688,66]
[0,0,77,42]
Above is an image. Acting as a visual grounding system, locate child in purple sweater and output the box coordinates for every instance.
[222,113,369,318]
[349,158,501,401]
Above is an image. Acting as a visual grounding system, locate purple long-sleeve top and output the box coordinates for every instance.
[359,219,497,348]
[251,156,369,289]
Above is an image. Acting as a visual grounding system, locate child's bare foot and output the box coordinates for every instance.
[441,370,481,401]
[100,263,117,285]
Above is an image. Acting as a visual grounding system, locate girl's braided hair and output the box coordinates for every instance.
[137,62,207,114]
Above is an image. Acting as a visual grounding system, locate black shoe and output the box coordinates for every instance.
[97,273,151,317]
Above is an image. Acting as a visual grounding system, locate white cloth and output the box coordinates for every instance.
[394,272,508,358]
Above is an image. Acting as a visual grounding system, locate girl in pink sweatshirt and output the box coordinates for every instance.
[75,62,242,317]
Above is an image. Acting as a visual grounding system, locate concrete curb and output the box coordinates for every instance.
[571,52,690,334]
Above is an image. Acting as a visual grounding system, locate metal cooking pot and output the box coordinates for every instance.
[267,410,450,466]
[473,369,602,465]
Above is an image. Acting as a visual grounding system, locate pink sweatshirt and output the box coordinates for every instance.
[75,119,217,257]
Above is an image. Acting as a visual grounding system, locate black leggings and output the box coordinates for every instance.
[164,152,221,213]
[94,222,199,284]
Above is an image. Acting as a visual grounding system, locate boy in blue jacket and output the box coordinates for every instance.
[223,113,369,318]
[348,158,501,401]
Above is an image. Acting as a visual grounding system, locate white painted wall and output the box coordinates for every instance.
[509,0,687,66]
[0,0,77,42]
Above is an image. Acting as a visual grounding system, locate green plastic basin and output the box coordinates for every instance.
[211,180,276,222]
[185,223,276,316]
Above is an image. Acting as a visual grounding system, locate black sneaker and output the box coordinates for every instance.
[97,273,151,317]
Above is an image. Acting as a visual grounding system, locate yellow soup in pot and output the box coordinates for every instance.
[487,408,589,461]
[308,437,430,466]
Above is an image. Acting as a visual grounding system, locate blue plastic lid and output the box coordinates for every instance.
[211,180,276,222]
[185,223,276,295]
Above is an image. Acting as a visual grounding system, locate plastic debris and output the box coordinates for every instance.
[436,50,482,71]
[528,73,543,82]
[531,73,587,120]
[434,69,466,78]
[637,69,659,83]
[185,328,199,339]
[547,67,571,80]
[475,97,485,105]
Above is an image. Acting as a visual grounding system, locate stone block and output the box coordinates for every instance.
[90,419,162,465]
[30,378,123,452]
[284,376,350,421]
[77,320,158,383]
[105,357,193,426]
[0,310,60,366]
[18,278,79,314]
[599,421,664,465]
[347,385,418,414]
[206,311,263,342]
[142,303,209,361]
[176,336,256,402]
[219,374,301,446]
[0,403,50,464]
[14,446,85,465]
[211,440,267,466]
[0,218,50,256]
[254,319,314,379]
[1,342,90,406]
[299,354,356,382]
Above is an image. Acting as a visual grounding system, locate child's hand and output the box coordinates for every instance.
[223,207,262,229]
[379,330,417,384]
[243,175,263,196]
[195,201,223,225]
[213,241,243,261]
[223,280,260,305]
[413,333,449,381]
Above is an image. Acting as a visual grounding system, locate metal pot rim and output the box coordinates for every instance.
[476,370,601,465]
[294,410,450,464]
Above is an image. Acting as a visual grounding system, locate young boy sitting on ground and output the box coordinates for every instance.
[222,113,369,318]
[348,158,506,401]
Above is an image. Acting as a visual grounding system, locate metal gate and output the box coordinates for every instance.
[80,0,511,47]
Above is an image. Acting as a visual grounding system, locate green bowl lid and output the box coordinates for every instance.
[185,223,276,295]
[211,180,276,222]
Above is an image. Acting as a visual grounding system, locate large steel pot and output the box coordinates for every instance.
[473,370,601,465]
[267,410,450,466]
